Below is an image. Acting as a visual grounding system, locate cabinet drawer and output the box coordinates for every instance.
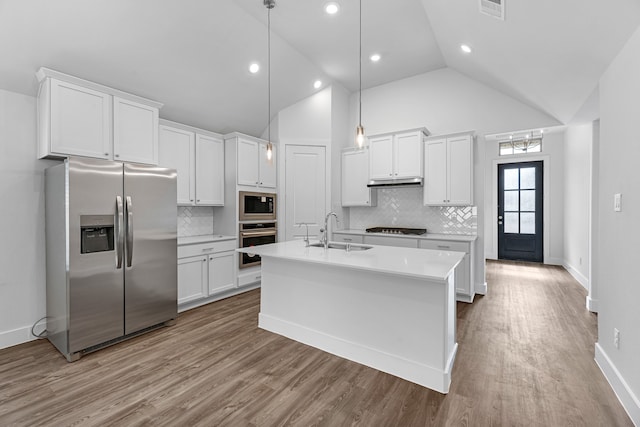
[332,234,364,244]
[178,239,237,258]
[364,235,418,248]
[419,239,469,253]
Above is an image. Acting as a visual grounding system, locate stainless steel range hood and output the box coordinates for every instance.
[367,177,423,188]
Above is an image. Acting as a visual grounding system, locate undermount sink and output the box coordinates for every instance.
[308,242,373,251]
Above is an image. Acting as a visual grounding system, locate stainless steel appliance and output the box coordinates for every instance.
[239,222,277,268]
[239,191,276,221]
[365,227,427,235]
[45,157,177,361]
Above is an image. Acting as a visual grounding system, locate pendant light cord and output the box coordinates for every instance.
[268,5,271,146]
[358,0,362,127]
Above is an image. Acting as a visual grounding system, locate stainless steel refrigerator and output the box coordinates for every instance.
[45,157,177,361]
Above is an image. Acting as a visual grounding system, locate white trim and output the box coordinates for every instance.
[546,257,563,266]
[0,325,37,350]
[563,262,589,290]
[491,155,550,263]
[476,281,488,295]
[586,296,598,313]
[595,343,640,425]
[259,313,455,394]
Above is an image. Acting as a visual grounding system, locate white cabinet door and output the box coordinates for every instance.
[394,132,423,178]
[259,143,277,188]
[424,138,448,205]
[195,134,224,206]
[49,79,111,159]
[424,133,473,206]
[113,96,159,164]
[158,125,195,205]
[369,135,394,179]
[342,149,374,206]
[178,256,207,305]
[447,134,473,205]
[419,239,473,297]
[237,139,259,186]
[208,251,236,295]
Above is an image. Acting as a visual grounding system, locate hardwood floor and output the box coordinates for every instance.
[0,260,633,426]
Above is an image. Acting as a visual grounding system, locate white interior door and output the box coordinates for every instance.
[285,145,326,241]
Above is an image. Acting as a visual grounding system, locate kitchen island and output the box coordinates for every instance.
[237,240,464,393]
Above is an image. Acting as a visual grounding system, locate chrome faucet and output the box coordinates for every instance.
[297,222,310,247]
[321,212,339,249]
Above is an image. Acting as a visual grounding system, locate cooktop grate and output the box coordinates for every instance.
[365,227,427,235]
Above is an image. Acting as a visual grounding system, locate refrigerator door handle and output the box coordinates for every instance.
[126,196,134,267]
[116,196,124,269]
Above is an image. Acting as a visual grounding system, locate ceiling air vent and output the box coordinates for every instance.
[480,0,505,20]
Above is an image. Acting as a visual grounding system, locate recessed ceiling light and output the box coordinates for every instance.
[460,44,472,54]
[249,63,260,74]
[370,53,381,62]
[325,2,339,15]
[313,80,322,89]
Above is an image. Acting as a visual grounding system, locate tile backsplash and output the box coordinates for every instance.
[348,187,477,235]
[177,206,215,237]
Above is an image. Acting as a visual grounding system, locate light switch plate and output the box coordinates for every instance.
[614,193,621,212]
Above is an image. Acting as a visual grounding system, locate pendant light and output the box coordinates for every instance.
[355,0,365,148]
[265,0,275,161]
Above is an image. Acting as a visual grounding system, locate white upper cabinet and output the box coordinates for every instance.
[158,120,224,206]
[236,137,276,190]
[342,148,376,207]
[36,68,162,164]
[113,96,159,164]
[424,132,474,206]
[41,79,112,160]
[158,124,195,205]
[195,134,224,206]
[368,128,427,180]
[369,135,394,179]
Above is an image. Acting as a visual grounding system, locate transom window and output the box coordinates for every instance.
[499,137,542,156]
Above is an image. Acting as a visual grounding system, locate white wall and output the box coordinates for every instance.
[348,68,561,292]
[595,25,640,425]
[0,89,58,349]
[485,131,566,265]
[563,124,593,287]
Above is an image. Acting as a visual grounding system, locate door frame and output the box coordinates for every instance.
[490,154,554,264]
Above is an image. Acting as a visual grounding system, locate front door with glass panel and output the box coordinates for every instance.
[498,161,543,262]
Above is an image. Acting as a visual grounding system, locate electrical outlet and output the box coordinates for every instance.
[614,193,621,212]
[614,328,620,349]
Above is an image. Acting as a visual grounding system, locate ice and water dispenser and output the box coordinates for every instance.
[80,215,115,254]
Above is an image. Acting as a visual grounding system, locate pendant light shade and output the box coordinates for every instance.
[355,0,365,148]
[265,0,275,162]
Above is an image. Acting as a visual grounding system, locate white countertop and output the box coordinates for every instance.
[236,240,464,281]
[178,234,236,246]
[334,229,477,243]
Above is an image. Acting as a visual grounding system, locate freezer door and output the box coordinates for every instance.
[67,157,125,353]
[123,163,177,334]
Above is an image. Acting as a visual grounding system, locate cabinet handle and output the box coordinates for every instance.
[197,199,200,202]
[115,154,120,158]
[210,257,213,260]
[437,245,451,249]
[104,152,109,156]
[343,238,352,242]
[255,276,261,280]
[190,199,194,202]
[202,248,214,252]
[202,259,206,262]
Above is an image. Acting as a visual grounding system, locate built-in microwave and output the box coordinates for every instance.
[239,191,276,221]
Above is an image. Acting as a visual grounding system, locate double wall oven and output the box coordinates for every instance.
[239,191,277,269]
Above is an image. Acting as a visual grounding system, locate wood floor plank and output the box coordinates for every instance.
[0,261,633,426]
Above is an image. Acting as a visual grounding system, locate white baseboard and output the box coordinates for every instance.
[0,325,37,350]
[259,313,454,394]
[586,296,598,313]
[476,281,487,295]
[563,262,589,290]
[546,257,564,266]
[595,343,640,425]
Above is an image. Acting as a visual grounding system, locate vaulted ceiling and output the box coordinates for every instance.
[1,0,639,136]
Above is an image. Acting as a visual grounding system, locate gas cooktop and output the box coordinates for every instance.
[365,227,427,235]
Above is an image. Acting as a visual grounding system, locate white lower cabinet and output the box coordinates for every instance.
[363,235,418,248]
[177,239,237,309]
[419,239,475,302]
[332,233,364,244]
